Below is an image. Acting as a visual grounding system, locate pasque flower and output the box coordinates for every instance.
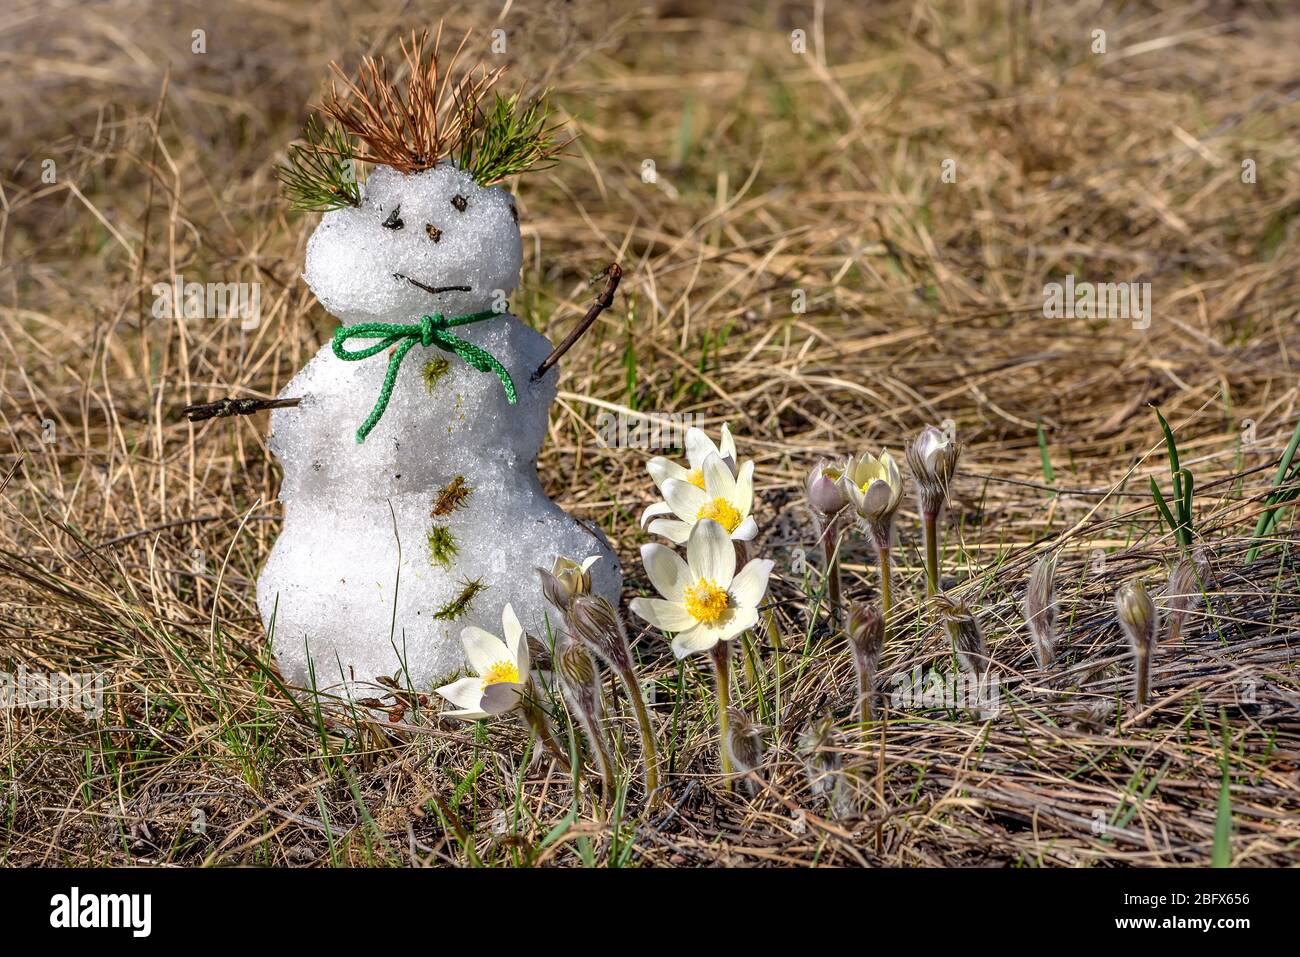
[630,518,774,659]
[805,459,848,518]
[436,603,569,768]
[1024,553,1059,668]
[436,603,531,720]
[631,517,773,790]
[1116,581,1158,706]
[640,424,738,529]
[907,425,962,597]
[840,450,904,543]
[644,452,758,545]
[839,449,904,628]
[807,458,850,628]
[538,554,600,614]
[847,601,885,726]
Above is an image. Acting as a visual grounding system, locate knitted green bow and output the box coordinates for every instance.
[332,310,517,443]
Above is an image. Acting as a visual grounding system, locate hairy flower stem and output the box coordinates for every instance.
[854,656,876,730]
[520,693,572,773]
[877,546,893,632]
[821,522,844,632]
[710,642,734,790]
[1134,649,1150,707]
[614,661,661,805]
[922,510,940,598]
[576,708,616,799]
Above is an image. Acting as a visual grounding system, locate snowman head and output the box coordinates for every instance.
[303,163,522,324]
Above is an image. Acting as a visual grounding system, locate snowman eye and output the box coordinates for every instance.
[382,206,404,230]
[450,195,468,212]
[425,224,442,243]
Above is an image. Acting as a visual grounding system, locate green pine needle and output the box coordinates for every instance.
[456,92,569,186]
[277,116,362,211]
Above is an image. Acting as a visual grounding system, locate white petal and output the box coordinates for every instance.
[734,459,754,515]
[639,500,674,529]
[687,518,735,586]
[731,515,758,542]
[647,518,693,544]
[579,555,601,573]
[435,676,484,710]
[641,542,691,601]
[629,596,695,633]
[685,427,720,469]
[460,626,510,676]
[663,478,710,522]
[648,457,689,491]
[442,706,491,721]
[730,559,774,608]
[502,603,523,654]
[671,625,719,658]
[719,423,737,462]
[480,681,523,715]
[701,452,736,500]
[712,605,759,643]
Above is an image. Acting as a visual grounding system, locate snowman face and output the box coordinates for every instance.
[303,163,523,324]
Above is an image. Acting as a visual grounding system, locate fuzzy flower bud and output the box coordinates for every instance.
[805,459,848,517]
[538,555,600,614]
[1163,559,1202,644]
[1116,581,1158,706]
[934,594,989,678]
[1024,553,1059,668]
[839,450,904,550]
[569,592,633,674]
[847,601,885,722]
[725,707,766,794]
[907,425,961,520]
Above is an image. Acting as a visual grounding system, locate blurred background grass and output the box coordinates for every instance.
[1,0,1298,865]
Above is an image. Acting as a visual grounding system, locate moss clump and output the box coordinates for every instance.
[426,525,458,569]
[432,475,471,516]
[422,357,450,392]
[433,577,487,621]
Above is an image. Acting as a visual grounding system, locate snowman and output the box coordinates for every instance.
[258,46,620,697]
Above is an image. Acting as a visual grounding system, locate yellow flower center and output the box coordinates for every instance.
[696,497,742,532]
[685,468,706,490]
[481,660,519,687]
[683,579,730,623]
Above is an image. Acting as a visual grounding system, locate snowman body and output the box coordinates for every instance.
[257,163,620,695]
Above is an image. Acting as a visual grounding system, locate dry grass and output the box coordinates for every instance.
[1,0,1299,866]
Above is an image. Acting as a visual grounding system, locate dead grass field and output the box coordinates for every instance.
[1,0,1299,866]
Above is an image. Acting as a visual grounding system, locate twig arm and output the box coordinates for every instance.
[531,263,622,382]
[183,396,302,422]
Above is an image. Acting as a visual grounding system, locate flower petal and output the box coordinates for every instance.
[480,681,523,715]
[579,555,601,573]
[687,518,735,586]
[442,706,491,721]
[641,542,691,601]
[685,427,719,469]
[663,478,711,522]
[639,500,674,529]
[435,675,484,710]
[670,624,719,658]
[701,452,736,500]
[460,626,511,676]
[629,596,696,633]
[647,517,693,543]
[734,459,754,515]
[730,558,774,608]
[731,515,759,542]
[648,456,689,491]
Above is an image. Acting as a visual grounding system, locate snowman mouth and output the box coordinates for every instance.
[394,273,472,297]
